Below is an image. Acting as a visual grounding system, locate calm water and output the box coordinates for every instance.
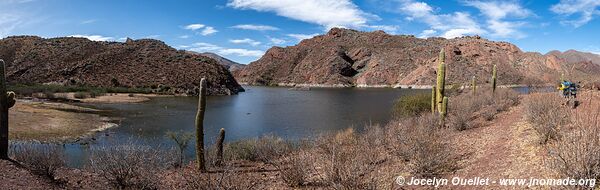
[59,86,427,167]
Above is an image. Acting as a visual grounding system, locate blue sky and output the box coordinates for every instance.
[1,0,600,64]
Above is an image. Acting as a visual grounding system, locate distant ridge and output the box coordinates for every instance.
[0,36,244,95]
[189,52,246,72]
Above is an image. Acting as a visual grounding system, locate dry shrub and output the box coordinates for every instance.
[223,135,293,163]
[391,114,458,178]
[179,164,260,190]
[273,150,316,187]
[547,109,600,188]
[524,94,570,144]
[313,128,383,189]
[87,144,177,189]
[447,88,519,130]
[9,142,66,181]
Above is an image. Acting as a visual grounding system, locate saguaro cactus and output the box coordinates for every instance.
[440,96,448,126]
[0,59,15,159]
[491,64,497,93]
[431,86,436,114]
[436,48,446,113]
[472,76,477,95]
[216,128,225,166]
[195,78,207,172]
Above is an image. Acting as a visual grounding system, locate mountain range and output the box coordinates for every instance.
[234,28,600,88]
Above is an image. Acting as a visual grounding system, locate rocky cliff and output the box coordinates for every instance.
[0,36,244,95]
[235,28,600,87]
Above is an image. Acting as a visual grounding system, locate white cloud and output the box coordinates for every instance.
[550,0,600,27]
[183,24,218,36]
[81,19,97,24]
[418,29,436,38]
[364,25,400,34]
[232,24,280,31]
[184,24,205,30]
[465,1,532,38]
[268,36,286,44]
[200,26,218,36]
[68,35,114,41]
[287,33,319,41]
[398,0,485,38]
[187,42,265,57]
[227,0,374,29]
[143,35,160,39]
[229,38,261,46]
[218,48,265,57]
[179,35,190,39]
[465,1,532,20]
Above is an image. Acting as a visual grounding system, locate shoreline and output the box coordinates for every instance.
[239,82,554,89]
[9,100,119,143]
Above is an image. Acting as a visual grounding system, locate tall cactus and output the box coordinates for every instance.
[431,86,436,113]
[216,128,225,166]
[491,64,497,93]
[0,59,15,159]
[195,78,207,172]
[471,76,477,95]
[436,48,446,113]
[440,96,448,126]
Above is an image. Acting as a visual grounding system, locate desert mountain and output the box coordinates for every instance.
[235,28,600,87]
[0,36,244,95]
[188,52,246,72]
[547,50,600,66]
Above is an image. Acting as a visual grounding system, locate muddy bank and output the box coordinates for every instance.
[8,100,117,143]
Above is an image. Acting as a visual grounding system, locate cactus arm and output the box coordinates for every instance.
[195,78,207,172]
[436,48,446,113]
[216,128,225,166]
[431,86,436,114]
[492,65,497,93]
[440,96,448,126]
[0,60,9,159]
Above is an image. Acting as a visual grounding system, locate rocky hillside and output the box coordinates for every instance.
[235,28,600,87]
[192,52,246,72]
[547,50,600,66]
[0,36,244,95]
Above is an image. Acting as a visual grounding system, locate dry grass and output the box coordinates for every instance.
[86,143,177,189]
[390,114,458,178]
[272,150,315,187]
[221,135,294,163]
[447,88,519,130]
[313,128,381,189]
[9,142,66,182]
[524,94,571,144]
[177,164,261,190]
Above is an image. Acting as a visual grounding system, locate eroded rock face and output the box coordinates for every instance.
[0,36,244,95]
[235,28,600,87]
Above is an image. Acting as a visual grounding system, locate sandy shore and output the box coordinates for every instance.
[53,92,174,103]
[8,100,117,142]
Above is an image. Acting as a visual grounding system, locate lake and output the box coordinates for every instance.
[59,86,427,167]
